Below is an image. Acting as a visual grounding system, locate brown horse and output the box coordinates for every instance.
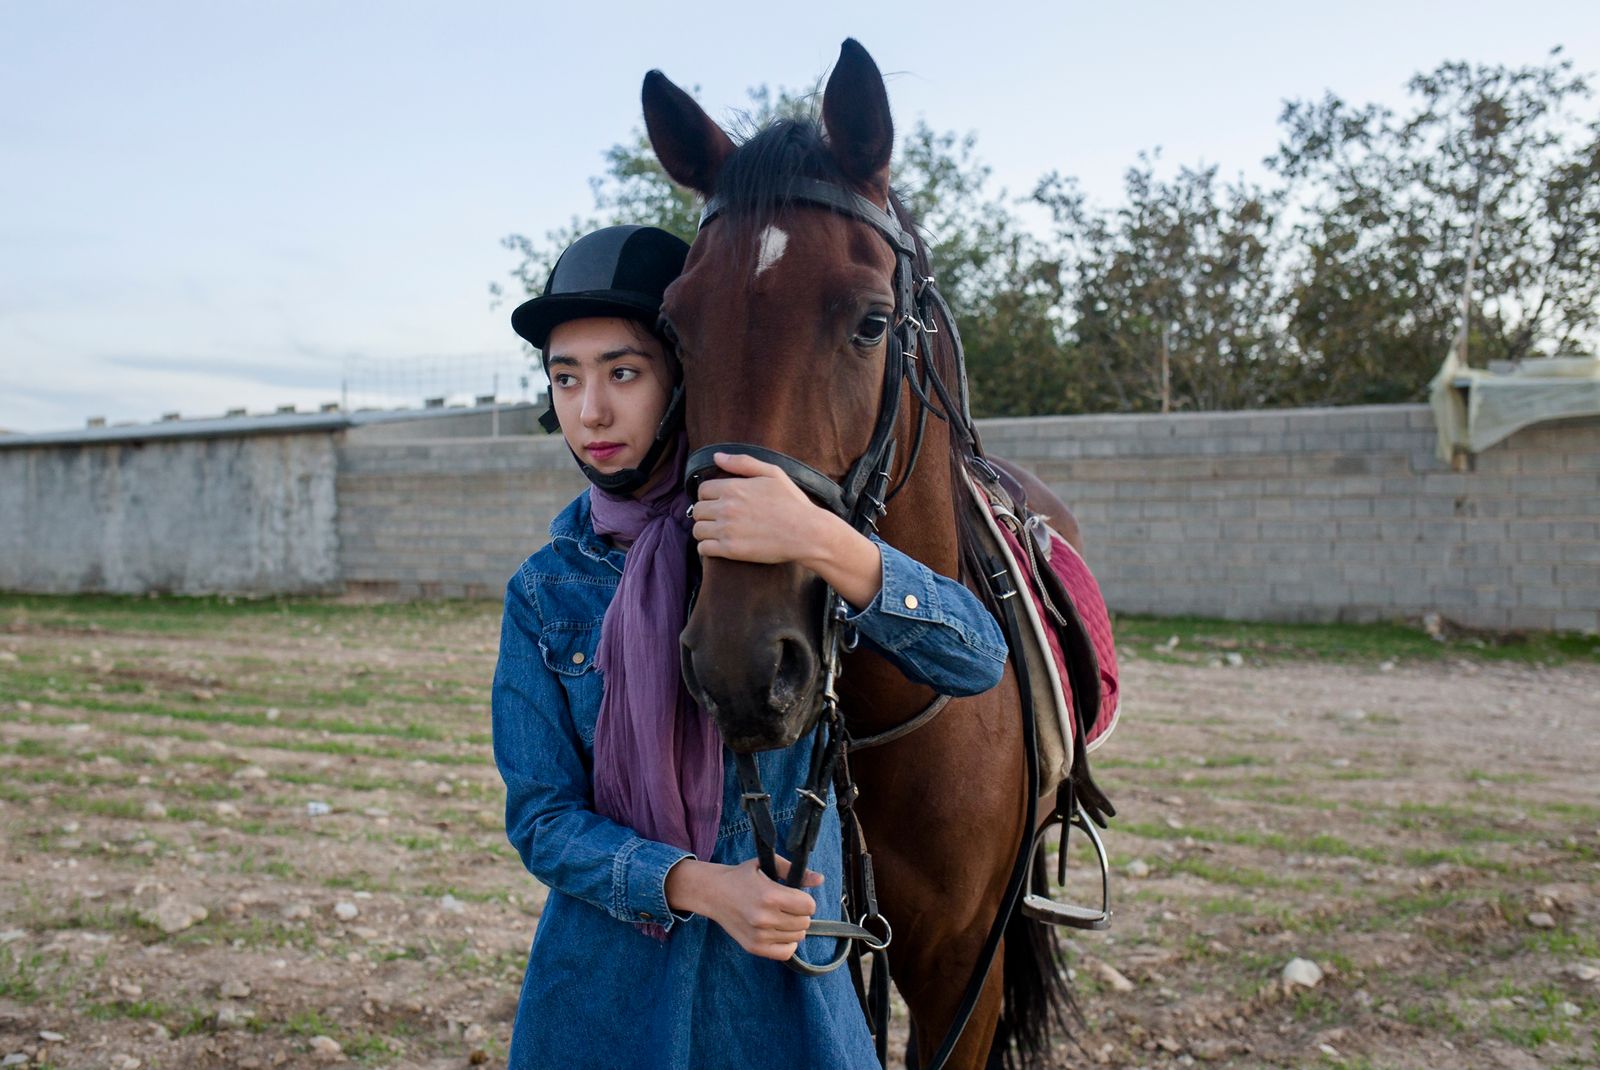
[646,40,1079,1069]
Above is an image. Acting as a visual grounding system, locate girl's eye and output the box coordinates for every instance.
[851,312,891,347]
[612,367,640,383]
[552,373,577,388]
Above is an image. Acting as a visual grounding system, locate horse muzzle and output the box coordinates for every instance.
[680,562,827,752]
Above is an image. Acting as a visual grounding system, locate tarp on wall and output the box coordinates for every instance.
[1429,351,1600,462]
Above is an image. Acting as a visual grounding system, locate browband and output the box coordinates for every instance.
[699,178,919,260]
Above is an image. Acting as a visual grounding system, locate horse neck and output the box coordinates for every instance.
[876,424,960,581]
[839,419,962,732]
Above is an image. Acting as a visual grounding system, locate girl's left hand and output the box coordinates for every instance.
[691,451,830,565]
[691,451,885,609]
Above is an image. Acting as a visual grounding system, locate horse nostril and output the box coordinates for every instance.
[681,644,704,704]
[770,635,816,708]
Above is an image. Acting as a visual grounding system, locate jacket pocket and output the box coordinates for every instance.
[539,622,603,743]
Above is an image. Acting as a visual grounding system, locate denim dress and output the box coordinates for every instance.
[491,491,1007,1070]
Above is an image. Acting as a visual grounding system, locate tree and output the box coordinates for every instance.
[1038,158,1292,413]
[1271,50,1600,402]
[894,125,1078,417]
[492,86,811,312]
[492,89,1073,418]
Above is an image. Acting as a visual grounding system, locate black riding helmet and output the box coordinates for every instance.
[511,225,690,496]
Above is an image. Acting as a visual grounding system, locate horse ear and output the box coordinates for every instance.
[642,70,735,196]
[822,39,893,199]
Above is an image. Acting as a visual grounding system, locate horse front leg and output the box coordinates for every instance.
[898,945,1006,1070]
[856,679,1029,1070]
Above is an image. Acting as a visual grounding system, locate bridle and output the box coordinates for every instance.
[683,176,977,527]
[679,177,1018,1066]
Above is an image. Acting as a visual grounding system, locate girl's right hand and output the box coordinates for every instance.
[665,856,822,960]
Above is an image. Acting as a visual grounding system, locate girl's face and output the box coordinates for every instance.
[546,317,674,478]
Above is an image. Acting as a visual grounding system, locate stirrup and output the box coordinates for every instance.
[1021,801,1111,930]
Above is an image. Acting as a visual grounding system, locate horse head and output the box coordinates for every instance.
[643,40,911,753]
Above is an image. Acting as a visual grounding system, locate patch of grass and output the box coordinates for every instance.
[23,708,484,766]
[1165,855,1329,893]
[1113,613,1600,666]
[1464,768,1544,785]
[0,946,45,1001]
[1291,989,1345,1025]
[341,1032,400,1062]
[83,998,180,1021]
[1094,755,1171,771]
[284,1008,342,1037]
[1524,929,1600,958]
[1201,753,1267,768]
[0,591,496,638]
[1489,1015,1574,1050]
[1117,819,1384,861]
[1397,1001,1462,1032]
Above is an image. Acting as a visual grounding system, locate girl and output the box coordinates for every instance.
[491,225,1007,1068]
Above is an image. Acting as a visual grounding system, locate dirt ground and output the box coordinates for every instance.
[1,597,1596,1069]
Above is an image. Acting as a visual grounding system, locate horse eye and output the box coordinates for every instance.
[657,317,682,350]
[852,312,890,347]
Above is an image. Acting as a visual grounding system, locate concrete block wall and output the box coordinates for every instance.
[978,405,1600,632]
[335,435,587,600]
[6,403,1594,629]
[0,433,340,595]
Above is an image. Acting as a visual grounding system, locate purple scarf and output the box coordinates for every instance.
[588,442,723,908]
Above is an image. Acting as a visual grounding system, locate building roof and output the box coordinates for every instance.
[0,403,534,450]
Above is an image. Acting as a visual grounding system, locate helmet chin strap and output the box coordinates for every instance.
[566,386,685,497]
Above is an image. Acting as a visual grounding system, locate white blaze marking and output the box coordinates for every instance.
[755,225,789,277]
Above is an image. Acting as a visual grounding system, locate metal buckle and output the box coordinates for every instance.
[795,787,827,810]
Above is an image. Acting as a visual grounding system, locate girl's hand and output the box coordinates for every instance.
[692,452,828,565]
[664,856,823,961]
[692,452,884,609]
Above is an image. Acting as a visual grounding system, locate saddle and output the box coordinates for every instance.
[966,465,1120,929]
[966,469,1120,786]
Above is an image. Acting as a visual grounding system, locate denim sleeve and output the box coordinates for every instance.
[491,573,692,930]
[840,537,1008,696]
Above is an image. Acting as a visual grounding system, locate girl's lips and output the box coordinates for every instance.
[585,443,624,461]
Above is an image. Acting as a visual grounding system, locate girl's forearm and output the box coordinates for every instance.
[799,513,883,610]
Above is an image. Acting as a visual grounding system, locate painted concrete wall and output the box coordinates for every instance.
[0,433,340,595]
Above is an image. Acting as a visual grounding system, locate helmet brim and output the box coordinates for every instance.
[510,290,663,351]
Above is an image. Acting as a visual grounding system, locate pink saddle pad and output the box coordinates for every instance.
[993,520,1120,750]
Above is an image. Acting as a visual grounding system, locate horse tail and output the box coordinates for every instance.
[990,856,1078,1070]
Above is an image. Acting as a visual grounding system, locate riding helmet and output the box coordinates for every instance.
[510,225,690,495]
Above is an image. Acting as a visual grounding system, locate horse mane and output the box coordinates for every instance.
[712,117,989,595]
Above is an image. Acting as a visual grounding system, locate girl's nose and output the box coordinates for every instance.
[580,383,609,427]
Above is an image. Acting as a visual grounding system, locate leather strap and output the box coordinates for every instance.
[700,178,918,259]
[916,554,1041,1070]
[847,694,951,751]
[686,443,848,519]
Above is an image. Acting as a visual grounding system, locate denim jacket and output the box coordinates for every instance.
[491,489,1006,1069]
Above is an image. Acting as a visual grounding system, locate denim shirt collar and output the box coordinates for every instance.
[549,489,626,572]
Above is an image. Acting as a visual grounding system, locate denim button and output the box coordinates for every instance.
[902,594,919,610]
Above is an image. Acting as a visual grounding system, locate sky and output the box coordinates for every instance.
[2,1,1597,433]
